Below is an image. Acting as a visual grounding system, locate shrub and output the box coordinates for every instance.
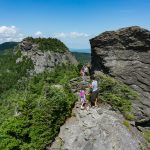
[95,73,138,115]
[123,120,131,131]
[24,37,68,53]
[124,113,135,121]
[143,131,150,143]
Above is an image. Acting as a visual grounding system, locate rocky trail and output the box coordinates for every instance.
[49,76,148,150]
[50,102,142,150]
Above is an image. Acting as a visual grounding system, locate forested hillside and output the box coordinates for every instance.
[0,39,79,149]
[0,42,18,53]
[72,52,91,64]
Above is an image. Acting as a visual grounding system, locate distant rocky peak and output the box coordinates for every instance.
[19,37,69,53]
[16,37,78,74]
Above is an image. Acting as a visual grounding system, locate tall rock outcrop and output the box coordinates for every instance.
[16,38,78,73]
[90,26,150,124]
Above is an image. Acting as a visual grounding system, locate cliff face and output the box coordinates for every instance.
[90,26,150,123]
[16,39,78,73]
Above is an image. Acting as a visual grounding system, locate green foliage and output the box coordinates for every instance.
[0,116,31,150]
[124,113,135,121]
[143,131,150,143]
[123,120,131,131]
[0,63,78,149]
[72,52,91,64]
[0,41,78,149]
[96,73,138,115]
[51,64,79,84]
[0,52,33,96]
[0,42,18,54]
[24,37,68,53]
[0,50,33,95]
[139,142,148,150]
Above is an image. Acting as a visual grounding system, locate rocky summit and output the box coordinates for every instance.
[90,26,150,126]
[16,39,78,73]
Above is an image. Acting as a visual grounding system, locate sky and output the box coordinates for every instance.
[0,0,150,49]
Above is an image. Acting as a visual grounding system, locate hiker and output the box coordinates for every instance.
[90,76,98,107]
[80,66,85,81]
[79,86,86,109]
[84,65,89,76]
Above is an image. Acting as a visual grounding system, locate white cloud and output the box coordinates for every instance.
[0,26,24,43]
[53,32,89,39]
[0,25,16,35]
[53,32,66,38]
[0,26,90,48]
[34,31,43,37]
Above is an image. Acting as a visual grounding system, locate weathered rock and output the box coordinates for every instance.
[20,40,33,51]
[90,26,150,123]
[69,76,91,93]
[16,40,78,73]
[49,102,148,150]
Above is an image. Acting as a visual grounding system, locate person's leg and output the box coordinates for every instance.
[83,73,86,81]
[81,98,85,109]
[95,98,98,107]
[91,92,95,107]
[81,102,84,109]
[80,98,83,106]
[94,91,98,106]
[83,101,86,108]
[90,93,93,107]
[92,90,98,107]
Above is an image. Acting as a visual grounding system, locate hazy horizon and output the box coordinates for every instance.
[70,48,90,53]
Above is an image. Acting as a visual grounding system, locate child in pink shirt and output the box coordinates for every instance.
[80,87,86,109]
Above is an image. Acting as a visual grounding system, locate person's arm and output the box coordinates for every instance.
[91,81,94,88]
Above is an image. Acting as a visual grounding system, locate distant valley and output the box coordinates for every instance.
[70,48,91,53]
[72,52,91,64]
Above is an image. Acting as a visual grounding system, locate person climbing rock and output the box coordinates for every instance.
[90,75,99,107]
[79,86,86,109]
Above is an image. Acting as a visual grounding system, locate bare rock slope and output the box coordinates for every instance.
[90,26,150,123]
[50,102,146,150]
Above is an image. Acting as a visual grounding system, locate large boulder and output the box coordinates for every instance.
[90,26,150,124]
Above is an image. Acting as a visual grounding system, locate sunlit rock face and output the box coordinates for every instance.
[16,39,78,73]
[90,26,150,123]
